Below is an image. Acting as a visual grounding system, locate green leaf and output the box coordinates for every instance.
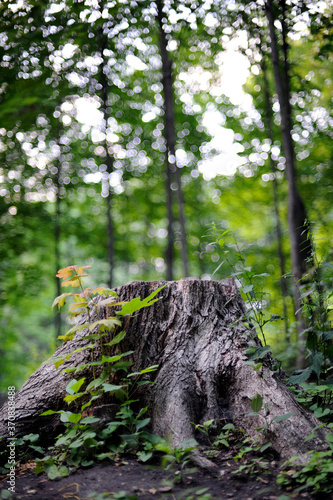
[86,378,103,391]
[322,262,333,269]
[68,439,84,449]
[135,417,150,431]
[128,365,159,377]
[63,393,84,403]
[250,393,263,413]
[52,293,74,310]
[80,416,101,424]
[68,413,82,424]
[246,345,271,361]
[66,377,85,395]
[259,442,272,452]
[322,330,333,342]
[40,410,57,416]
[310,352,323,378]
[104,330,126,347]
[117,285,165,316]
[269,314,284,321]
[102,351,134,364]
[289,367,312,384]
[44,463,68,479]
[242,285,254,294]
[59,411,73,423]
[101,354,122,363]
[55,435,70,447]
[34,461,45,475]
[235,252,245,262]
[102,383,125,393]
[137,451,153,462]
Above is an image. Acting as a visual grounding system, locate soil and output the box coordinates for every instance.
[0,451,323,500]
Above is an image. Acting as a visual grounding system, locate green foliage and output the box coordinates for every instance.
[288,250,333,385]
[277,430,333,495]
[155,439,199,484]
[33,265,164,479]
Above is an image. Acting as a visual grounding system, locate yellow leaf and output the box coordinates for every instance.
[52,293,74,310]
[61,277,83,288]
[76,266,91,276]
[56,266,78,279]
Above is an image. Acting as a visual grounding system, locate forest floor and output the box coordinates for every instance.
[0,450,323,500]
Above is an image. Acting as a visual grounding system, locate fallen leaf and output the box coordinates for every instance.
[158,486,172,492]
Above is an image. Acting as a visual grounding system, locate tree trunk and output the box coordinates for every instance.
[157,0,189,278]
[0,279,326,463]
[259,46,289,338]
[99,31,115,289]
[54,158,62,341]
[265,0,313,366]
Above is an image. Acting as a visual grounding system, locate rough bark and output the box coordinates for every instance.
[0,279,326,463]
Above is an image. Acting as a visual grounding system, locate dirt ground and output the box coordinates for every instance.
[0,451,323,500]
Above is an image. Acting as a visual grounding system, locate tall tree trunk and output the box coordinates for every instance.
[54,159,62,341]
[259,47,289,338]
[265,0,312,365]
[99,30,115,288]
[156,0,189,278]
[0,279,326,464]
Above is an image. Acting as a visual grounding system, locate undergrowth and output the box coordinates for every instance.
[1,239,333,498]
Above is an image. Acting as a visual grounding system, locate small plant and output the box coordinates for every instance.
[208,225,284,348]
[192,419,242,450]
[288,241,333,385]
[34,265,164,478]
[277,429,333,495]
[176,488,216,500]
[156,439,199,484]
[87,492,139,500]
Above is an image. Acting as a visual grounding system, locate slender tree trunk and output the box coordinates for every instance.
[265,0,312,364]
[54,160,62,341]
[259,49,289,338]
[0,279,327,464]
[165,158,174,280]
[156,0,189,278]
[99,31,115,288]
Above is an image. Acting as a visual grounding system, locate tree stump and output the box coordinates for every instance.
[0,278,326,461]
